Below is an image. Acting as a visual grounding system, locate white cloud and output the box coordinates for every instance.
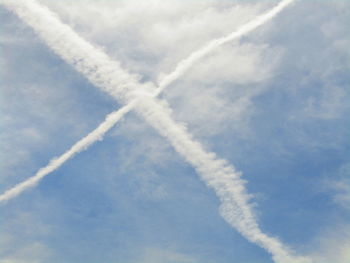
[0,210,53,263]
[39,0,268,79]
[40,0,281,143]
[0,242,52,263]
[327,163,350,210]
[138,247,197,263]
[304,85,347,120]
[165,43,281,138]
[311,224,350,263]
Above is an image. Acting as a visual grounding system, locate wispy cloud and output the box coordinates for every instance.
[310,223,350,263]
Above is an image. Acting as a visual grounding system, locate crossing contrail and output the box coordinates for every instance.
[1,0,311,262]
[0,0,297,203]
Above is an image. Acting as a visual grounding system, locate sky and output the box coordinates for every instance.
[0,0,350,263]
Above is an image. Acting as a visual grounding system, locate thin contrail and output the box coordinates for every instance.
[0,103,134,203]
[155,0,296,95]
[1,1,311,262]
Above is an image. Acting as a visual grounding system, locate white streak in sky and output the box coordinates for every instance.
[1,0,311,262]
[134,96,311,263]
[155,0,297,95]
[0,103,134,203]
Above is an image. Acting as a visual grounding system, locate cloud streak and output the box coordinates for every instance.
[1,0,310,262]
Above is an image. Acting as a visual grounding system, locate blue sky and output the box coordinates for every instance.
[1,0,350,263]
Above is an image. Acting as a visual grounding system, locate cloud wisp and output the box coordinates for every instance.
[1,0,310,262]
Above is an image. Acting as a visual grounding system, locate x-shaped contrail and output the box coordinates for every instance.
[0,0,311,262]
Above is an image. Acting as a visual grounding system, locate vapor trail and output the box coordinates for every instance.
[1,1,311,262]
[154,0,296,95]
[0,103,134,203]
[0,2,286,203]
[0,0,297,202]
[133,96,311,263]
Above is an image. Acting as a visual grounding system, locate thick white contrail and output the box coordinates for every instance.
[134,96,310,263]
[0,103,134,203]
[1,0,148,104]
[1,1,311,262]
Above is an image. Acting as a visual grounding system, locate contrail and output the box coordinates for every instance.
[0,103,134,203]
[133,96,311,263]
[154,0,297,95]
[1,1,311,262]
[0,0,297,202]
[1,0,148,104]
